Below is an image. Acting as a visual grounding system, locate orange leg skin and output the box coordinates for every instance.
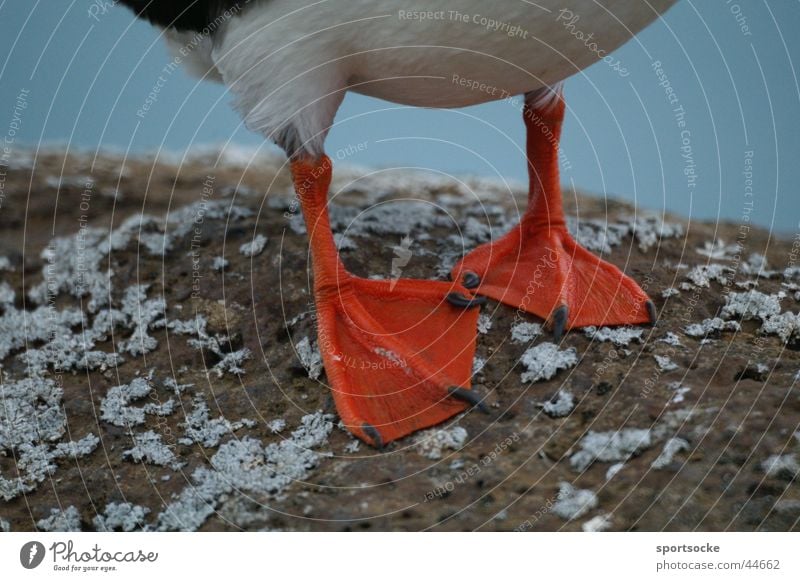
[452,90,655,338]
[291,156,485,448]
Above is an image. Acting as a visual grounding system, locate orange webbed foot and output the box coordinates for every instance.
[451,223,655,340]
[314,274,486,448]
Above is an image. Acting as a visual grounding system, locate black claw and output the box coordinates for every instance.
[362,423,384,450]
[448,386,489,413]
[552,305,569,342]
[446,292,487,309]
[646,300,657,326]
[462,271,480,289]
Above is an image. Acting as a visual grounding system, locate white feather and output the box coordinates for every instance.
[172,0,675,155]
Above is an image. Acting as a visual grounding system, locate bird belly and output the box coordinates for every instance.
[342,0,676,107]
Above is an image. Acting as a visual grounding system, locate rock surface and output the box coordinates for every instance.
[0,148,798,531]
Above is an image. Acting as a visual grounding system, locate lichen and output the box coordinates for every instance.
[123,430,183,469]
[239,234,268,257]
[510,321,542,343]
[659,332,683,347]
[477,313,493,335]
[582,513,612,532]
[414,425,468,460]
[0,376,99,500]
[552,482,598,520]
[760,311,800,343]
[179,396,255,447]
[296,336,323,380]
[685,264,730,288]
[721,290,782,321]
[520,343,577,383]
[100,375,175,427]
[761,454,799,479]
[37,506,81,532]
[667,382,691,405]
[472,356,486,376]
[584,326,644,346]
[684,317,740,338]
[651,437,690,469]
[93,502,151,532]
[540,389,575,418]
[654,355,678,372]
[156,411,333,531]
[571,428,652,472]
[212,256,229,271]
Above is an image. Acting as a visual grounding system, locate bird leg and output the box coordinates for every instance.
[451,87,655,340]
[290,156,486,447]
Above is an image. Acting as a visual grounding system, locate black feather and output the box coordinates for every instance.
[118,0,249,33]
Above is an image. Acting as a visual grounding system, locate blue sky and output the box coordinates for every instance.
[1,1,798,233]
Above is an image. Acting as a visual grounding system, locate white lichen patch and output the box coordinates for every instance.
[684,317,740,338]
[267,419,286,434]
[179,397,255,448]
[584,326,644,347]
[760,311,800,343]
[510,321,542,343]
[540,389,575,418]
[156,411,333,531]
[0,305,82,361]
[333,232,357,251]
[123,431,183,469]
[696,240,740,260]
[100,376,175,428]
[717,290,800,344]
[659,332,683,347]
[93,502,151,532]
[344,440,360,454]
[0,376,100,500]
[239,234,268,257]
[0,282,14,307]
[605,463,625,481]
[661,287,680,298]
[295,336,323,380]
[118,285,166,356]
[37,506,82,532]
[667,382,691,405]
[210,348,252,378]
[761,454,799,479]
[477,313,493,334]
[741,253,776,277]
[552,482,598,521]
[0,518,9,532]
[212,256,229,271]
[571,429,652,472]
[567,214,683,254]
[685,264,730,288]
[651,437,690,469]
[414,425,468,460]
[721,290,782,321]
[582,513,613,532]
[520,343,577,383]
[472,356,486,376]
[654,355,678,372]
[188,331,252,377]
[343,200,442,239]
